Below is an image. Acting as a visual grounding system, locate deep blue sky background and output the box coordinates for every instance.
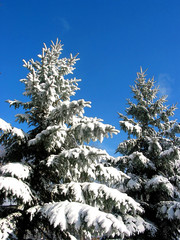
[0,0,180,155]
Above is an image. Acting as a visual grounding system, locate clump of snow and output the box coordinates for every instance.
[41,201,130,237]
[11,127,26,138]
[68,233,77,240]
[120,121,142,137]
[129,151,156,170]
[157,201,180,220]
[124,215,156,236]
[145,175,174,197]
[0,177,33,203]
[56,182,143,214]
[28,125,67,149]
[96,164,129,184]
[50,99,91,123]
[0,118,26,139]
[71,117,119,144]
[48,146,114,166]
[1,163,30,180]
[160,147,177,159]
[27,205,41,221]
[148,139,162,154]
[0,118,12,132]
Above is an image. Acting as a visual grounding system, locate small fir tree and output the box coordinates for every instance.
[114,68,180,240]
[0,41,148,240]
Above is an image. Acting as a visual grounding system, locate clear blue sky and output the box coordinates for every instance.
[0,0,180,155]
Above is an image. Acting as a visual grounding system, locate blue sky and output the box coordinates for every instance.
[0,0,180,155]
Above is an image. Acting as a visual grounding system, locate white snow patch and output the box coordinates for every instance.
[58,182,142,214]
[1,163,30,180]
[41,201,130,237]
[0,118,26,138]
[146,175,174,197]
[158,201,180,220]
[0,176,32,203]
[0,118,12,132]
[120,121,142,137]
[125,215,156,236]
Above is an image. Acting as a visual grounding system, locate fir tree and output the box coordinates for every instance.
[114,68,180,240]
[0,40,148,240]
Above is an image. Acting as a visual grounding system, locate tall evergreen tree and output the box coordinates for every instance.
[114,68,180,239]
[0,41,148,240]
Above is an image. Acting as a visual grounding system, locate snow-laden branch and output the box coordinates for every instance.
[145,175,175,197]
[0,118,26,139]
[96,164,129,185]
[160,147,179,161]
[124,214,157,236]
[0,212,22,240]
[1,163,31,180]
[46,146,115,166]
[0,177,33,203]
[119,121,142,138]
[49,99,91,124]
[117,139,138,155]
[28,125,67,147]
[157,201,180,220]
[54,182,143,214]
[71,117,119,143]
[40,201,130,238]
[128,151,156,170]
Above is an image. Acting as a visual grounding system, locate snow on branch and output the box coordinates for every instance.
[160,147,179,161]
[27,205,41,221]
[127,177,142,191]
[0,177,33,203]
[7,99,32,110]
[71,117,119,143]
[119,121,142,137]
[0,212,21,240]
[157,201,180,220]
[49,99,91,124]
[128,151,156,170]
[0,119,12,132]
[15,113,31,124]
[1,163,31,180]
[0,118,26,139]
[28,125,65,146]
[46,146,120,183]
[124,215,157,236]
[145,175,175,197]
[117,139,138,155]
[47,146,114,166]
[56,182,143,214]
[40,201,130,238]
[96,164,129,185]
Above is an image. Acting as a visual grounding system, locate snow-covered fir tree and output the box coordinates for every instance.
[0,40,149,240]
[114,68,180,240]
